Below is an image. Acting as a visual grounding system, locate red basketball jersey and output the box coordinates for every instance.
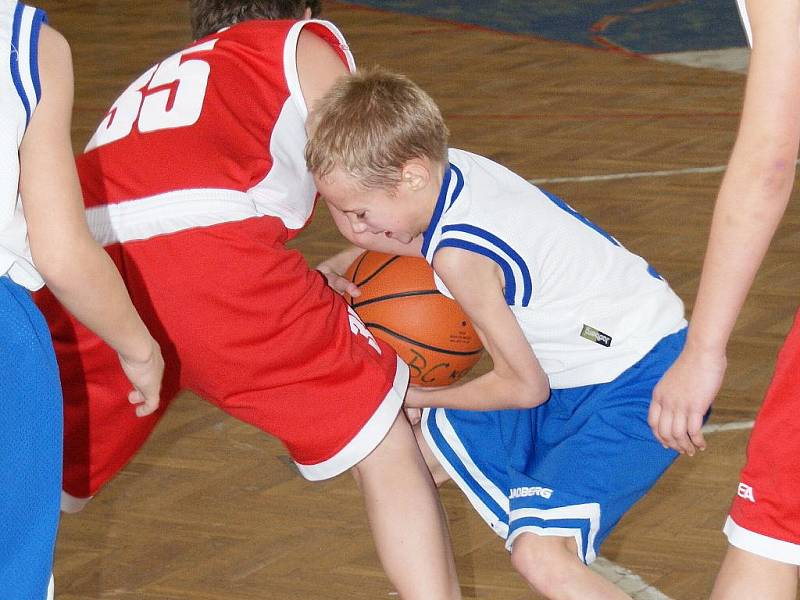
[78,19,354,243]
[40,19,409,494]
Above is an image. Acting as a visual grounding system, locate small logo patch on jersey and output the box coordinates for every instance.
[737,482,756,503]
[581,324,612,347]
[509,486,553,500]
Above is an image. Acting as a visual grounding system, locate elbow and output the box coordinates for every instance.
[30,240,91,293]
[743,150,798,204]
[34,255,76,293]
[759,159,796,199]
[508,379,550,409]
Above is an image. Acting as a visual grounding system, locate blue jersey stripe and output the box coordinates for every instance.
[10,2,31,125]
[426,410,508,523]
[448,163,464,210]
[29,8,47,102]
[542,189,665,281]
[421,166,452,257]
[542,189,620,247]
[441,223,532,306]
[437,238,517,305]
[421,162,466,258]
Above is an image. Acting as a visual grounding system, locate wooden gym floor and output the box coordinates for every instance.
[37,1,799,598]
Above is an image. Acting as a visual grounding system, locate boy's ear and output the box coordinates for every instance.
[401,158,430,191]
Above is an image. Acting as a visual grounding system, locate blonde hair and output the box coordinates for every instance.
[305,68,449,190]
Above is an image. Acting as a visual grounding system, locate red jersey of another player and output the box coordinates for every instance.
[37,19,408,498]
[80,19,355,242]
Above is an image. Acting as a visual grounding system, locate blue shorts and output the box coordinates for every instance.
[421,328,686,563]
[0,276,62,599]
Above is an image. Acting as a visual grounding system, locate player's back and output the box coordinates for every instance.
[77,18,353,243]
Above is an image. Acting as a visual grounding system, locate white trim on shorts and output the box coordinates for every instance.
[507,503,601,563]
[294,357,409,481]
[724,516,800,565]
[420,407,509,539]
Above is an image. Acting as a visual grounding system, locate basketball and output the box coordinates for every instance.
[343,251,483,387]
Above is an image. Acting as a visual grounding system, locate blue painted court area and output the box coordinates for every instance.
[342,0,748,55]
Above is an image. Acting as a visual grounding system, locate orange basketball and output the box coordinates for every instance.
[344,251,483,387]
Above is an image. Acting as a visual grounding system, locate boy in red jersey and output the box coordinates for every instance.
[649,0,800,597]
[37,2,460,597]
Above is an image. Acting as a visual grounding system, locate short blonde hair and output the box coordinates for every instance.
[305,68,449,190]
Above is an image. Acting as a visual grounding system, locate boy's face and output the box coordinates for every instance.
[315,167,431,245]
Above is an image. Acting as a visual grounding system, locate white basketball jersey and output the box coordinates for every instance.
[422,149,686,388]
[0,0,46,290]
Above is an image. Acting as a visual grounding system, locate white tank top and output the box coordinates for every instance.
[0,0,46,290]
[422,149,687,388]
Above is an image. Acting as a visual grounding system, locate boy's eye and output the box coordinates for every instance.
[355,212,366,219]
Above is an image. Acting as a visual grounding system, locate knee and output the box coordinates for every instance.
[510,534,582,597]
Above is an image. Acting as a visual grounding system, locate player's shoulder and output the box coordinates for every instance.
[36,23,72,72]
[450,149,532,202]
[296,21,349,69]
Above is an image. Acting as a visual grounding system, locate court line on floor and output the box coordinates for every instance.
[702,420,755,433]
[528,163,728,185]
[591,557,675,600]
[529,158,800,185]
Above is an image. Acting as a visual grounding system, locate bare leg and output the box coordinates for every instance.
[352,413,461,599]
[412,418,451,487]
[510,533,629,600]
[711,545,799,600]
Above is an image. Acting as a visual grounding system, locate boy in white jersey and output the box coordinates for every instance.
[307,69,689,599]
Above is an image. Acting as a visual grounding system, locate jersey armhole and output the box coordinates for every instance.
[435,238,517,305]
[10,3,47,125]
[283,19,355,120]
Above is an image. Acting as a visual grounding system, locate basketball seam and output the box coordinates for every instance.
[351,289,443,309]
[365,322,483,356]
[354,254,403,287]
[351,251,369,284]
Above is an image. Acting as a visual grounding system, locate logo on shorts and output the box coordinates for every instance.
[580,324,612,347]
[509,486,553,500]
[737,482,756,503]
[346,306,381,354]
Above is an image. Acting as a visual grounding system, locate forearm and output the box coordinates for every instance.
[685,10,800,356]
[38,240,154,362]
[406,369,550,411]
[686,148,795,355]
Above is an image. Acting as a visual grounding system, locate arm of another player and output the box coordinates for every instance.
[649,0,800,455]
[19,25,164,417]
[297,27,349,128]
[405,247,550,411]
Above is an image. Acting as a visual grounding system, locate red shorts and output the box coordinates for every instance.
[37,216,408,498]
[724,306,800,564]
